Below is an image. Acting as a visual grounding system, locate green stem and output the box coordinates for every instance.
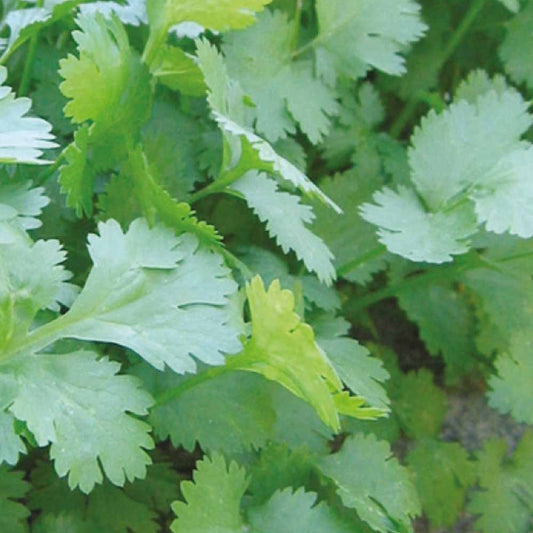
[337,245,387,277]
[291,0,304,51]
[189,153,250,204]
[220,248,254,281]
[154,364,234,407]
[389,0,488,138]
[344,262,470,316]
[389,99,419,139]
[18,0,44,96]
[35,153,65,185]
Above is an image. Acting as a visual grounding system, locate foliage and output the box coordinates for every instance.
[0,0,532,531]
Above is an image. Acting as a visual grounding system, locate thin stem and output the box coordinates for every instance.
[389,100,419,139]
[344,262,469,316]
[18,0,44,96]
[154,364,234,407]
[34,153,65,185]
[291,0,304,51]
[337,245,387,277]
[189,155,250,204]
[389,0,488,138]
[220,248,254,281]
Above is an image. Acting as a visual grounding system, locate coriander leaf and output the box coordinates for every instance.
[54,219,239,373]
[0,236,72,349]
[150,45,206,96]
[59,13,152,146]
[231,171,336,284]
[79,0,147,26]
[397,281,476,382]
[0,66,56,164]
[500,1,533,90]
[0,412,25,465]
[0,178,49,235]
[360,186,477,263]
[314,0,427,78]
[497,0,520,11]
[149,0,272,34]
[468,432,533,533]
[0,467,30,533]
[248,488,353,533]
[171,453,248,533]
[2,2,80,60]
[195,38,341,212]
[409,89,531,211]
[407,439,475,528]
[454,70,509,103]
[247,444,318,505]
[230,277,368,431]
[319,433,421,533]
[312,170,390,284]
[137,366,276,454]
[58,125,94,217]
[223,10,338,143]
[6,350,154,493]
[393,370,447,439]
[489,332,533,424]
[318,337,390,413]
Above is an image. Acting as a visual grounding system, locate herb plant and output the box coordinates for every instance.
[1,0,533,531]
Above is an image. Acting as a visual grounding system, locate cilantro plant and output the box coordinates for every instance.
[1,0,533,531]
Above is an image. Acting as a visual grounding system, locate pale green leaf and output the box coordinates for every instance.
[500,1,533,90]
[248,488,353,533]
[360,186,477,263]
[0,412,25,465]
[315,0,427,78]
[57,218,240,373]
[319,433,421,533]
[6,350,153,493]
[231,172,335,284]
[0,65,56,164]
[171,453,248,533]
[489,332,533,424]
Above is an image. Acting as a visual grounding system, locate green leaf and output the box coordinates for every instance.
[489,332,533,424]
[5,350,153,493]
[312,170,389,284]
[314,0,427,78]
[407,439,476,528]
[58,125,94,217]
[171,453,248,533]
[0,178,49,237]
[393,370,447,439]
[396,281,476,381]
[151,45,206,96]
[223,10,338,143]
[319,433,421,533]
[138,366,276,454]
[53,218,240,373]
[0,235,72,349]
[318,337,390,413]
[150,0,272,33]
[0,412,25,465]
[500,1,533,90]
[248,488,353,533]
[0,467,30,533]
[0,66,56,164]
[468,432,533,533]
[231,172,335,284]
[29,461,171,533]
[230,277,368,431]
[59,13,152,144]
[195,38,341,212]
[360,186,477,263]
[79,0,147,26]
